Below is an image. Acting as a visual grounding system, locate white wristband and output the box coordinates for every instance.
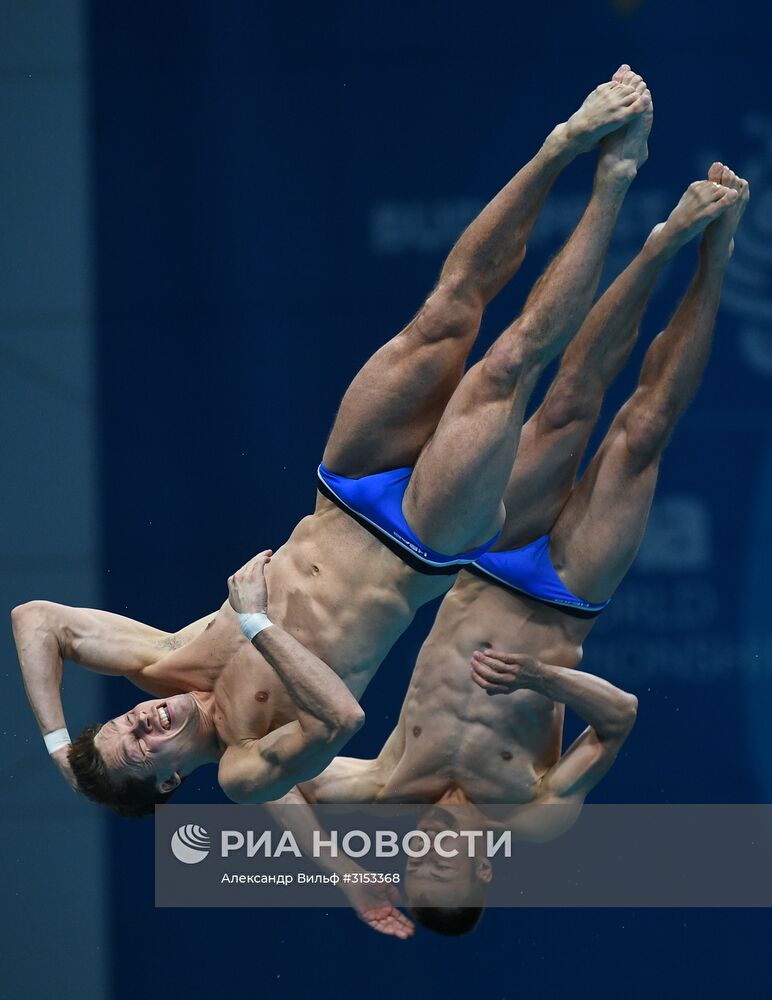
[237,612,273,641]
[44,728,71,754]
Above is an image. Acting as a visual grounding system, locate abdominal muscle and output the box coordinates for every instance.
[376,572,596,805]
[262,495,453,697]
[201,495,455,748]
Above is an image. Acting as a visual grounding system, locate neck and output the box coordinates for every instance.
[183,691,224,772]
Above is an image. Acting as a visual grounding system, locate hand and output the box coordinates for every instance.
[342,878,415,940]
[470,650,541,696]
[51,745,79,792]
[227,550,273,615]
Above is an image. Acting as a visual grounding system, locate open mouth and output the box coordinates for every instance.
[157,703,172,731]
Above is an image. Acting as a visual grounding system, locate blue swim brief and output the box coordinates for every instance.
[317,463,500,576]
[469,534,610,618]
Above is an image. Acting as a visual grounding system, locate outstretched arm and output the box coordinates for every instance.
[471,651,637,839]
[218,552,365,803]
[10,601,212,788]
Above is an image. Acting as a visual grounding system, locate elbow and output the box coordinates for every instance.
[11,602,32,627]
[223,777,269,805]
[605,692,638,740]
[11,600,49,633]
[341,704,366,738]
[620,692,639,730]
[12,599,51,619]
[321,705,365,745]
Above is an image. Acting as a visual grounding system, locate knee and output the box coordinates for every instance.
[620,397,674,463]
[412,279,482,344]
[480,321,541,391]
[540,376,602,431]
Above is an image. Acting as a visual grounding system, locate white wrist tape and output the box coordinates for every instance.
[237,612,273,641]
[44,728,71,754]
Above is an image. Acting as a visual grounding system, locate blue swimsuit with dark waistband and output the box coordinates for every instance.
[469,534,610,619]
[317,463,500,575]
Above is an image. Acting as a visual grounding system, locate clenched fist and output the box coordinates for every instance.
[227,549,273,615]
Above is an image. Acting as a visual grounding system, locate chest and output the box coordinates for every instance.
[157,608,296,746]
[384,693,559,805]
[212,646,297,745]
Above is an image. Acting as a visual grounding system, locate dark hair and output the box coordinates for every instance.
[68,724,184,819]
[409,906,484,936]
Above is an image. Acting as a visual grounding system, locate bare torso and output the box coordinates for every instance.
[376,570,595,805]
[143,494,451,750]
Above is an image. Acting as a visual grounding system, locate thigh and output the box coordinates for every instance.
[402,355,530,553]
[548,417,661,604]
[322,286,480,477]
[493,402,599,550]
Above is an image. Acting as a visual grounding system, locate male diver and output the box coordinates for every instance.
[13,68,653,816]
[282,163,749,936]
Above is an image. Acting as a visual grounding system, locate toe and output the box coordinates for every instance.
[613,63,631,82]
[723,165,744,191]
[710,184,737,207]
[695,180,721,203]
[707,162,724,183]
[618,85,639,106]
[620,85,641,104]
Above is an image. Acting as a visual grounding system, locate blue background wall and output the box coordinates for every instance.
[85,1,772,996]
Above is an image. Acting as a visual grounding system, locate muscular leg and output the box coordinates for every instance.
[494,250,658,549]
[404,70,652,552]
[493,144,731,549]
[550,165,748,602]
[323,67,648,477]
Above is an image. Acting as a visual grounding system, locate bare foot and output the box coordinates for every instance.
[702,161,750,260]
[650,177,740,256]
[597,67,653,183]
[556,64,651,155]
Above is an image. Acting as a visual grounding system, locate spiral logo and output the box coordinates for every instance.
[170,825,210,864]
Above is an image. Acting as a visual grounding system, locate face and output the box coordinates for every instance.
[94,693,205,792]
[404,807,492,908]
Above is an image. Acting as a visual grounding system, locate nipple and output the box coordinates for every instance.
[412,726,422,738]
[255,691,269,703]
